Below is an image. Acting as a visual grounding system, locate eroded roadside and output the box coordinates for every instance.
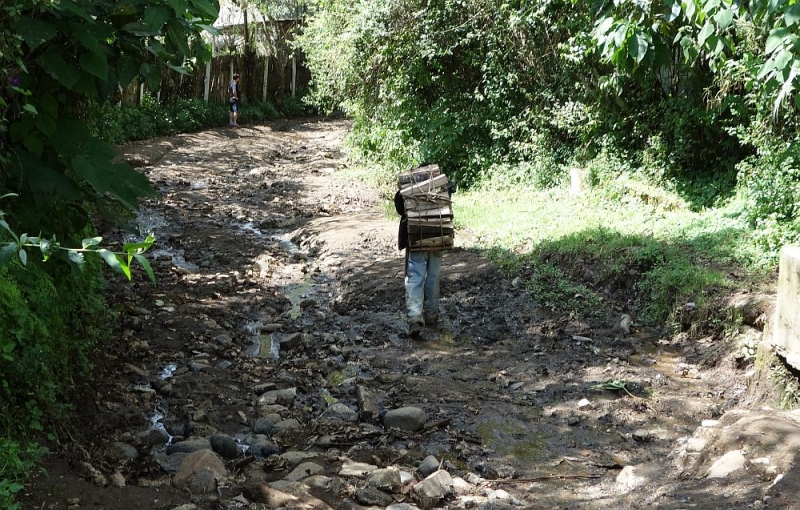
[20,118,799,510]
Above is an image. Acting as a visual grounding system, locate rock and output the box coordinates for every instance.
[619,314,631,334]
[418,455,440,477]
[339,461,378,477]
[357,386,381,422]
[214,333,232,345]
[367,467,402,493]
[483,462,516,480]
[106,441,139,462]
[154,452,187,474]
[77,462,107,487]
[412,470,454,509]
[171,505,198,510]
[384,406,427,432]
[321,403,359,423]
[616,465,645,488]
[706,450,747,478]
[166,437,212,455]
[387,504,422,510]
[244,482,333,509]
[577,398,593,411]
[701,419,719,427]
[281,451,320,464]
[254,413,282,435]
[632,429,651,442]
[686,438,707,452]
[109,472,126,487]
[285,462,325,482]
[173,450,227,494]
[258,388,297,407]
[254,382,277,395]
[452,476,474,496]
[245,436,281,457]
[137,428,170,449]
[303,475,332,489]
[567,416,581,426]
[356,486,394,506]
[210,434,240,459]
[272,418,302,436]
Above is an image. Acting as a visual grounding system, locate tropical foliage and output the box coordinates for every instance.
[297,0,800,235]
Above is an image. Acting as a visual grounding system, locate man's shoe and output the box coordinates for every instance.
[424,314,438,326]
[407,318,423,337]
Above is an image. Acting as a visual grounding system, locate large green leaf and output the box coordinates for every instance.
[38,52,81,89]
[79,51,109,80]
[116,56,139,87]
[190,0,220,18]
[144,5,172,32]
[16,17,58,51]
[70,154,157,211]
[628,32,651,64]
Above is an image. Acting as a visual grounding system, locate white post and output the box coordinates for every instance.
[139,83,144,104]
[291,53,296,97]
[204,60,211,101]
[230,59,234,82]
[262,56,269,102]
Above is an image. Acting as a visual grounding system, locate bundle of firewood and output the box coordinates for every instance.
[397,164,454,251]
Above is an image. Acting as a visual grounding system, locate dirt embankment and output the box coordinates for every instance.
[20,119,799,510]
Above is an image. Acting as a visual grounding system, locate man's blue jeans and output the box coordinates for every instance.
[405,250,442,322]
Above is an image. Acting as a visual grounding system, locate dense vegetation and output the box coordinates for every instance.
[298,0,800,244]
[0,0,222,507]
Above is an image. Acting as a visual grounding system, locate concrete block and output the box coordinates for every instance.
[773,246,800,369]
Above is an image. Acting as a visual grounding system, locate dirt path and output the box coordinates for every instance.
[20,119,800,510]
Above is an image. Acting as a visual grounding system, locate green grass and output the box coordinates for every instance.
[449,178,773,327]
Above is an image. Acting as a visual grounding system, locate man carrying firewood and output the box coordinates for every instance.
[395,164,455,337]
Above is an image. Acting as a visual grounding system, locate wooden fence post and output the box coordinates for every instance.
[204,61,211,101]
[262,57,269,102]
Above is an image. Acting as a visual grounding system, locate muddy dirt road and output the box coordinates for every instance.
[20,118,800,509]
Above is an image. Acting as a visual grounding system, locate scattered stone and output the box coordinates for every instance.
[245,436,281,457]
[412,470,454,509]
[154,452,187,475]
[452,476,474,496]
[339,461,378,477]
[387,504,422,510]
[320,403,358,423]
[367,467,402,493]
[356,386,380,422]
[244,482,333,509]
[173,450,227,494]
[281,451,320,464]
[214,333,232,345]
[271,418,302,435]
[399,470,415,485]
[109,472,126,487]
[706,450,747,478]
[77,462,107,487]
[384,406,427,432]
[254,413,282,435]
[686,438,707,452]
[418,455,440,477]
[483,462,517,480]
[258,388,297,407]
[567,416,581,426]
[616,465,645,488]
[632,429,651,442]
[171,505,198,510]
[166,437,212,455]
[303,475,332,489]
[577,398,593,411]
[137,428,170,449]
[210,434,240,459]
[356,486,394,506]
[619,314,632,334]
[286,462,325,482]
[254,382,278,395]
[106,441,139,462]
[701,419,719,427]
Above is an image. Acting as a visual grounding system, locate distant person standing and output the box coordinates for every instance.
[228,73,240,127]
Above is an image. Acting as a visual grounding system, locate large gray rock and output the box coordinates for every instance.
[383,406,427,432]
[412,470,454,509]
[417,455,440,477]
[210,434,239,459]
[258,388,297,407]
[356,486,394,506]
[166,437,212,455]
[106,441,139,462]
[254,413,282,435]
[367,467,402,493]
[285,462,325,482]
[173,450,227,494]
[321,403,358,423]
[706,450,747,478]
